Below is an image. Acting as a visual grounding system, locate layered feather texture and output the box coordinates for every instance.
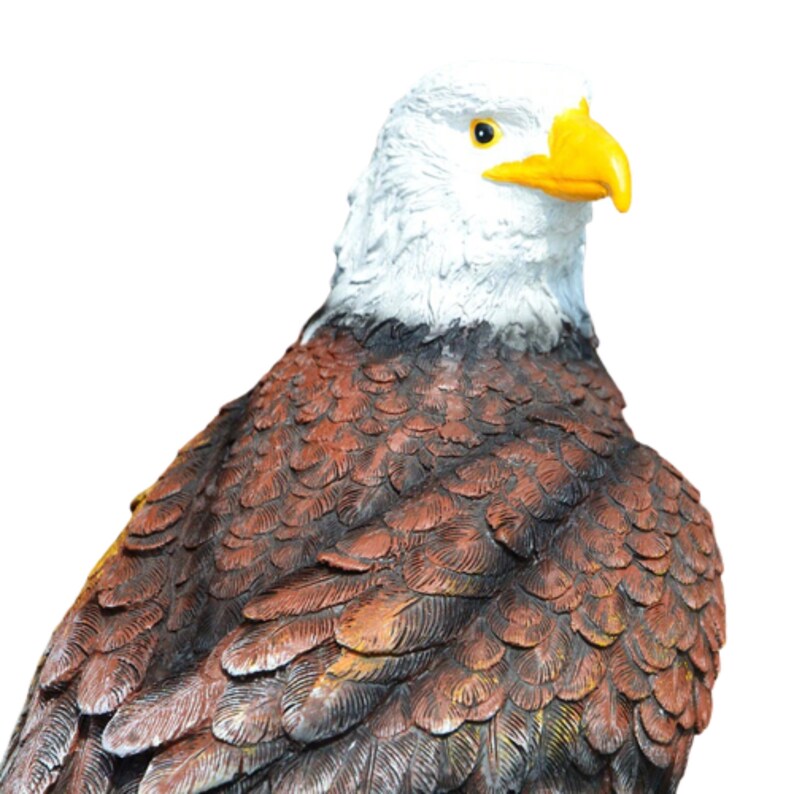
[1,322,724,793]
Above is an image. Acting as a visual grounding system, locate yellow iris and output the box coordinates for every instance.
[470,118,502,148]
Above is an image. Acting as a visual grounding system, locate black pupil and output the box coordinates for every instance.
[474,122,495,144]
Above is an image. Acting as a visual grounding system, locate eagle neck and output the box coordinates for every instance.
[305,219,593,353]
[301,136,598,353]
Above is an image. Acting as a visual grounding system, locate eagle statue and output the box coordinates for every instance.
[1,62,724,793]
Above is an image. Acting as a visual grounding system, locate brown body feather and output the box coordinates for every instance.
[0,321,724,793]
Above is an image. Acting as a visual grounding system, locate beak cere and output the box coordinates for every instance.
[483,99,632,212]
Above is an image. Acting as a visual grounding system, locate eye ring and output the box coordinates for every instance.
[470,118,502,148]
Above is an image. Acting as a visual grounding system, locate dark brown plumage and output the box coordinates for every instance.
[1,321,724,793]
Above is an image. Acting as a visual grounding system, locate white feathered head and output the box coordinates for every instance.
[313,62,630,350]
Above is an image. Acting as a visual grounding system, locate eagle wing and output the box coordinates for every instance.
[0,326,724,793]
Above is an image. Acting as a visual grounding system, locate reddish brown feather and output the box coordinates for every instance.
[127,498,185,537]
[653,660,693,715]
[103,671,226,756]
[243,568,385,621]
[556,641,607,701]
[5,689,80,794]
[222,612,336,675]
[226,505,280,539]
[452,619,507,671]
[521,557,574,600]
[2,325,724,794]
[634,710,678,768]
[211,679,283,745]
[582,679,631,754]
[638,697,678,745]
[97,555,168,608]
[62,720,113,794]
[490,586,555,648]
[97,601,165,652]
[484,497,527,550]
[514,620,572,685]
[138,731,287,794]
[337,583,475,654]
[39,601,101,689]
[446,457,511,498]
[610,641,653,701]
[76,633,157,714]
[622,562,665,606]
[385,490,458,532]
[329,523,394,567]
[571,608,621,648]
[404,547,499,597]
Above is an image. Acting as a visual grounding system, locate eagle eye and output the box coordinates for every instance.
[470,118,502,148]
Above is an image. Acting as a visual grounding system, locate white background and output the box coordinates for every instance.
[1,2,791,790]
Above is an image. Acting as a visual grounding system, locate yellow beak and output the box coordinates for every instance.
[483,99,631,212]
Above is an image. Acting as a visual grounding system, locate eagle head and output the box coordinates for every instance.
[311,62,631,351]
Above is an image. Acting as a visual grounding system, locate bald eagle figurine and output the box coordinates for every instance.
[1,63,723,794]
